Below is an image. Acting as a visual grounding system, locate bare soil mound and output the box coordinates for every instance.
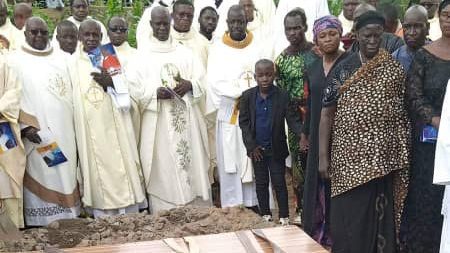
[0,206,275,252]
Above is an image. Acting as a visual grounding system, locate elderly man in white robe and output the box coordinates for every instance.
[10,17,80,226]
[0,0,24,51]
[52,0,108,50]
[434,80,450,253]
[216,0,275,37]
[54,20,78,59]
[273,0,329,55]
[0,45,26,229]
[207,5,268,209]
[136,0,216,49]
[70,20,146,218]
[128,6,211,212]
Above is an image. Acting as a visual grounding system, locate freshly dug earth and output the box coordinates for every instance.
[0,206,276,252]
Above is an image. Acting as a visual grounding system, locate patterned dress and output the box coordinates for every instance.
[275,44,318,213]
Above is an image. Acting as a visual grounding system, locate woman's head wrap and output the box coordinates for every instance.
[313,15,343,42]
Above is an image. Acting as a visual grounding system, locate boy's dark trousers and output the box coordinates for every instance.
[253,148,289,218]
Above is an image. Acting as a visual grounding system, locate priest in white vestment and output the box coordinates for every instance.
[216,0,275,37]
[71,20,145,217]
[169,1,209,68]
[273,0,330,56]
[10,18,80,226]
[51,0,108,50]
[0,1,24,51]
[54,20,78,58]
[339,0,360,35]
[433,80,450,253]
[128,7,211,212]
[206,5,263,208]
[0,50,26,229]
[239,0,274,59]
[136,0,173,50]
[107,16,142,153]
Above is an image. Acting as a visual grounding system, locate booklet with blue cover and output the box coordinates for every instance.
[420,124,438,143]
[0,122,17,153]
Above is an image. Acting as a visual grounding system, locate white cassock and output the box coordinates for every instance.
[216,0,276,37]
[136,1,172,50]
[10,43,79,226]
[433,80,450,253]
[0,19,24,50]
[51,16,109,50]
[338,12,353,35]
[171,28,210,68]
[273,0,329,56]
[128,36,211,212]
[69,46,145,217]
[206,33,263,208]
[429,15,442,41]
[0,55,26,228]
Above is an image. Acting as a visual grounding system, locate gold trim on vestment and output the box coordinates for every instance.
[222,31,254,49]
[23,172,80,208]
[18,110,40,130]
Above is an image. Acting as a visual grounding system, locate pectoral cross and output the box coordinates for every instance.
[243,71,253,87]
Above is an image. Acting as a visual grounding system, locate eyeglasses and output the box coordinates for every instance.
[28,29,49,36]
[109,27,128,33]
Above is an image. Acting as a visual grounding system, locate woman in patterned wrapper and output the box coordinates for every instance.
[274,7,319,225]
[318,11,411,253]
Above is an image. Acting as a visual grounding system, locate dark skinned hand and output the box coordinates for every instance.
[250,146,264,162]
[91,68,113,92]
[0,34,10,49]
[318,158,330,180]
[299,133,309,153]
[157,87,174,100]
[173,78,192,97]
[22,126,41,144]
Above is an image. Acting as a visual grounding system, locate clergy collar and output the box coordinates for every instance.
[114,42,131,51]
[67,16,94,26]
[148,35,177,53]
[171,27,195,40]
[247,10,263,32]
[21,42,53,56]
[222,30,253,49]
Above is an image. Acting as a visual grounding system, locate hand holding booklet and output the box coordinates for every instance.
[35,129,67,167]
[88,43,130,110]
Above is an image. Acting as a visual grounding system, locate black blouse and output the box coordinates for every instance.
[407,48,450,124]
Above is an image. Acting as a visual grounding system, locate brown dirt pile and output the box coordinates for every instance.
[0,206,275,252]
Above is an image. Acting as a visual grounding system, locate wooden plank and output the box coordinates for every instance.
[253,226,328,253]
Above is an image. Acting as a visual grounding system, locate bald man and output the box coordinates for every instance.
[128,6,211,212]
[0,0,24,50]
[207,5,270,209]
[13,3,32,31]
[70,20,145,218]
[55,20,78,55]
[9,17,80,226]
[348,5,404,53]
[393,5,429,71]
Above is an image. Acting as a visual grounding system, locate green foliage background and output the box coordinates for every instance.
[11,0,415,47]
